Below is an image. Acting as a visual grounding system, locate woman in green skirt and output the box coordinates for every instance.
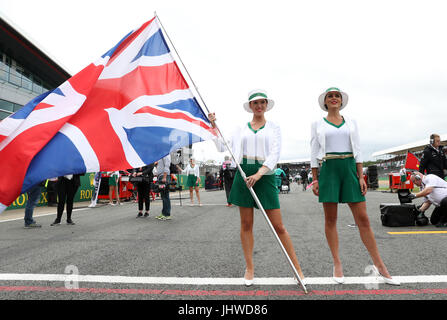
[178,158,202,206]
[310,87,399,285]
[209,89,305,286]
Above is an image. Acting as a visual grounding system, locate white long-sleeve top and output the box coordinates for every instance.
[156,155,171,178]
[310,116,362,168]
[213,121,281,171]
[182,164,200,177]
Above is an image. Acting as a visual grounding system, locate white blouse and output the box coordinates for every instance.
[213,121,281,171]
[182,164,200,177]
[324,119,353,154]
[311,116,362,168]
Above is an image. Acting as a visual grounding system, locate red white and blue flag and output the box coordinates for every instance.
[0,17,216,212]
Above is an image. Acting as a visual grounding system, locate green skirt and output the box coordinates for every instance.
[318,154,365,203]
[228,159,280,210]
[109,175,119,187]
[186,174,198,188]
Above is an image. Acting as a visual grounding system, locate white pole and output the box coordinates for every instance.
[155,13,307,293]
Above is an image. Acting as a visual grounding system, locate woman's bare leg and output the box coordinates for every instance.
[348,201,392,278]
[239,207,254,279]
[266,208,305,279]
[323,203,343,277]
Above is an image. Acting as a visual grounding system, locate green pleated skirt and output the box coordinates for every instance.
[186,174,198,187]
[318,153,365,203]
[228,158,280,210]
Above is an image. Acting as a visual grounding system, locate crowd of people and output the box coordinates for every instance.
[18,87,447,289]
[22,153,199,227]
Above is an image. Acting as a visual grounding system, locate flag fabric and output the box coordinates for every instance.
[404,151,420,171]
[0,17,216,213]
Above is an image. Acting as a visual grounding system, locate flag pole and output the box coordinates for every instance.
[154,12,210,113]
[155,12,307,293]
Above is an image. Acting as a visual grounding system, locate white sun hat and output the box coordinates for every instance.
[318,87,349,111]
[243,89,275,113]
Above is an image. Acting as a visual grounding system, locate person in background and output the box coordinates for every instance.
[24,181,45,229]
[419,134,447,179]
[108,171,121,206]
[274,166,286,193]
[51,173,83,226]
[132,164,154,218]
[311,87,399,285]
[300,166,308,191]
[177,158,202,206]
[155,155,172,220]
[409,171,447,227]
[221,156,236,207]
[399,165,407,189]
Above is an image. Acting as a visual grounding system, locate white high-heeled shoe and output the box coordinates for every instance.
[332,267,345,284]
[244,269,254,287]
[372,266,400,286]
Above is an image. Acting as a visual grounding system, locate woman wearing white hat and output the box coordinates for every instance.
[208,89,305,286]
[310,87,399,285]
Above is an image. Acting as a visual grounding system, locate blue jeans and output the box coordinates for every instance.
[24,185,42,225]
[160,176,171,216]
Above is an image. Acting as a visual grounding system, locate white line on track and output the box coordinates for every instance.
[0,274,446,286]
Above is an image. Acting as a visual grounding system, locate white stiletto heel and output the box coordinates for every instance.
[332,267,345,284]
[372,266,400,286]
[244,269,254,287]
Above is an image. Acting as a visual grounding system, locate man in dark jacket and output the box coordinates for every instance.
[419,134,447,179]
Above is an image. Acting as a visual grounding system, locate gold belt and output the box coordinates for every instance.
[323,154,353,161]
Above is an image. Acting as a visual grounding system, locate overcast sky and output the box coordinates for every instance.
[1,0,446,163]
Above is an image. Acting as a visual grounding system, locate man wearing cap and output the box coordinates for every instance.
[409,171,447,227]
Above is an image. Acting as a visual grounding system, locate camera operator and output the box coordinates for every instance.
[409,171,447,227]
[155,155,172,221]
[132,163,154,218]
[419,134,447,179]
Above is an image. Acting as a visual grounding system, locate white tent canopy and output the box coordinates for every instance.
[278,158,310,164]
[372,134,447,157]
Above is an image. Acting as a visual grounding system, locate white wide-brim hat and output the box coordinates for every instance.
[318,87,349,111]
[243,89,275,113]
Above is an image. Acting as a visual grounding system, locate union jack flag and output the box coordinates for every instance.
[0,17,216,212]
